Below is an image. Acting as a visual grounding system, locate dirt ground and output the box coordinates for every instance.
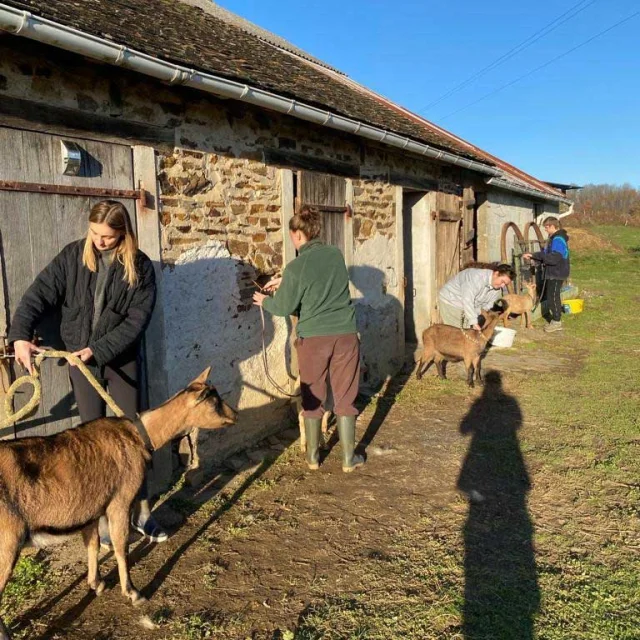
[10,331,574,640]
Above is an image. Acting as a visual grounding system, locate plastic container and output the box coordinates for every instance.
[490,326,516,348]
[562,299,584,314]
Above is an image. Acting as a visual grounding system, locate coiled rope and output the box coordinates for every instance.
[259,307,300,398]
[1,350,124,430]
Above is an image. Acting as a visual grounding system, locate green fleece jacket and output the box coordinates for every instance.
[262,239,356,338]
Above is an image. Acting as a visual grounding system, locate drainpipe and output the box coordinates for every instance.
[485,177,573,205]
[0,4,503,178]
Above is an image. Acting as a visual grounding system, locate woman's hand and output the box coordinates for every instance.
[472,324,482,331]
[253,292,267,307]
[70,347,94,366]
[263,276,282,292]
[14,340,44,375]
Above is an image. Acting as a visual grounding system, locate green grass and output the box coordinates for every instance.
[294,227,640,640]
[591,224,640,251]
[1,555,50,613]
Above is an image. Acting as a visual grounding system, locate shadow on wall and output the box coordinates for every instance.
[160,244,294,467]
[348,265,404,390]
[457,370,539,640]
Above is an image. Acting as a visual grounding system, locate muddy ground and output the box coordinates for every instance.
[10,330,573,640]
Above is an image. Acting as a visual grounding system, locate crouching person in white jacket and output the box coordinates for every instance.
[438,263,514,330]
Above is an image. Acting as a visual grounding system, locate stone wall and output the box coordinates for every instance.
[0,37,474,464]
[350,180,403,386]
[478,190,559,263]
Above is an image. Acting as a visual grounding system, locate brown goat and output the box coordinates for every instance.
[415,311,503,387]
[502,281,537,329]
[0,367,236,640]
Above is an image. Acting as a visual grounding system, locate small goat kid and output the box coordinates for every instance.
[415,310,503,387]
[0,367,236,640]
[502,281,537,329]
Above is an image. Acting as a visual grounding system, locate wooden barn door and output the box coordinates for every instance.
[297,171,347,252]
[435,191,463,321]
[0,127,136,439]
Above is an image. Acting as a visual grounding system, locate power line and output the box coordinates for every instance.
[438,9,640,121]
[419,0,598,113]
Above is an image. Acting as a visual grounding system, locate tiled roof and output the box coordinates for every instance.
[181,0,343,73]
[5,0,488,163]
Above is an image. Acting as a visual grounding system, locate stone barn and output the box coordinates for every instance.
[0,0,570,484]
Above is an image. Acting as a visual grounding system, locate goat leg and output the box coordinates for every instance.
[0,510,25,640]
[82,521,105,595]
[415,358,424,380]
[474,356,483,385]
[465,357,475,388]
[106,502,144,606]
[298,410,306,452]
[435,357,446,380]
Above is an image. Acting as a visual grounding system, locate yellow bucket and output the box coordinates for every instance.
[563,299,584,314]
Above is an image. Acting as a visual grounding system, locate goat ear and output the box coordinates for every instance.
[190,366,212,387]
[193,387,210,406]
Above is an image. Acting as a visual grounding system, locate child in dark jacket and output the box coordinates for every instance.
[523,216,570,332]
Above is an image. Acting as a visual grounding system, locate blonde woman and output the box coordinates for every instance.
[8,200,165,546]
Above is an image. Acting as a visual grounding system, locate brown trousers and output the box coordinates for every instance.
[296,333,360,418]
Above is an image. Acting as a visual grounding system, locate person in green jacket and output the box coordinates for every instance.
[253,206,364,472]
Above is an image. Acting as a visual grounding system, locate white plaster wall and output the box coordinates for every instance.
[480,191,535,262]
[161,242,292,464]
[351,234,404,387]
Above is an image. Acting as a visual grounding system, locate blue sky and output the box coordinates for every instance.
[218,0,639,187]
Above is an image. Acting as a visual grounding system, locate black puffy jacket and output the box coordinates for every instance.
[8,240,156,367]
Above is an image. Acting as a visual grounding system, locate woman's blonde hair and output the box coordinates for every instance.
[289,205,322,240]
[82,200,138,287]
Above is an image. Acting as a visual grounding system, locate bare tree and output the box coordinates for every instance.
[568,184,640,226]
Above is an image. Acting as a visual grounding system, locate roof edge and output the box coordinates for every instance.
[0,4,503,179]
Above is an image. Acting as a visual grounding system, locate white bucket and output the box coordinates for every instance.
[490,326,516,348]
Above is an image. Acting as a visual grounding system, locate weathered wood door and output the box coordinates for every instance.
[435,192,463,289]
[435,191,463,321]
[297,171,347,251]
[0,127,136,439]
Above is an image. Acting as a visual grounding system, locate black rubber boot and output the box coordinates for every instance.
[336,415,365,473]
[304,417,322,470]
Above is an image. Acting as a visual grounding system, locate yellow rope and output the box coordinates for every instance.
[1,350,124,431]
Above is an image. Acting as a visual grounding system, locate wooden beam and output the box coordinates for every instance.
[344,179,355,298]
[280,169,296,266]
[133,145,171,496]
[0,95,174,148]
[394,185,405,352]
[388,172,438,192]
[264,148,359,178]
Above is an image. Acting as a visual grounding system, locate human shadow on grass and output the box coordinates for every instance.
[457,370,539,640]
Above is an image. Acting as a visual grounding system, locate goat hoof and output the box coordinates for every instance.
[125,589,145,605]
[90,580,106,596]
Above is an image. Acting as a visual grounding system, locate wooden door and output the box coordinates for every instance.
[435,192,463,291]
[297,171,347,251]
[0,127,135,439]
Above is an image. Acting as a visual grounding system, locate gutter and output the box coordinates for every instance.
[485,177,573,206]
[0,4,502,178]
